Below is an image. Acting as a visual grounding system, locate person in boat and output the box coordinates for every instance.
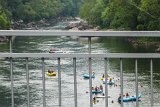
[100,85,103,90]
[49,48,56,53]
[93,97,96,104]
[92,72,95,76]
[48,69,54,73]
[95,86,98,91]
[92,87,94,90]
[48,69,51,73]
[102,74,109,78]
[126,92,129,97]
[118,94,122,101]
[102,74,105,78]
[109,78,112,82]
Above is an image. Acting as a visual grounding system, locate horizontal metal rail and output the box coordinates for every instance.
[0,53,160,58]
[0,30,160,37]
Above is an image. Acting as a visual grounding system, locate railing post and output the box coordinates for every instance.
[105,58,108,107]
[150,59,153,107]
[10,57,14,107]
[120,58,123,106]
[26,58,30,107]
[88,37,91,53]
[73,58,77,107]
[58,58,61,107]
[89,57,92,107]
[9,36,12,53]
[42,58,46,107]
[135,59,139,107]
[88,37,93,107]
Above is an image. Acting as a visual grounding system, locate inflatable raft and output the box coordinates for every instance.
[118,94,141,102]
[83,74,95,79]
[92,90,103,94]
[103,80,115,85]
[47,72,56,76]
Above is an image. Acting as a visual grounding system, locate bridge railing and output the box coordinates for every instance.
[0,30,160,107]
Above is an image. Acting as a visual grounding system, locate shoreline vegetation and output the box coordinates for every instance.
[0,17,160,52]
[0,0,159,51]
[0,17,75,43]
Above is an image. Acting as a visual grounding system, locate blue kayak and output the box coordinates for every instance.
[118,94,141,102]
[92,90,103,94]
[83,74,95,79]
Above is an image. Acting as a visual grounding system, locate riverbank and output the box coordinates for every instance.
[0,36,9,43]
[0,17,76,43]
[12,17,75,30]
[126,37,160,52]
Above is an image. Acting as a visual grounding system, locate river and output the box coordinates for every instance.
[0,20,160,107]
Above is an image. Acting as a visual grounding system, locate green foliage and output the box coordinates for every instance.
[79,0,106,27]
[102,0,138,30]
[0,12,11,29]
[80,0,160,30]
[17,3,36,22]
[137,0,160,30]
[0,0,83,29]
[0,0,11,29]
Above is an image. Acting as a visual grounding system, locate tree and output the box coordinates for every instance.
[0,0,11,29]
[80,0,106,27]
[137,0,160,30]
[102,0,138,30]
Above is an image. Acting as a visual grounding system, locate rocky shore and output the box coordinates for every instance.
[0,17,75,43]
[64,17,99,31]
[127,38,160,52]
[0,36,9,42]
[1,17,159,53]
[11,17,75,30]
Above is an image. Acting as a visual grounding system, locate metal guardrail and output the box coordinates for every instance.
[0,30,160,37]
[0,30,160,107]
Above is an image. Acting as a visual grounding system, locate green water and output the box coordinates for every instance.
[0,22,160,107]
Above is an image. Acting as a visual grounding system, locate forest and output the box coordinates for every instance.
[79,0,160,31]
[0,0,160,31]
[0,0,81,29]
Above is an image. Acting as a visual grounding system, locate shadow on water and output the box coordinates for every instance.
[98,37,156,53]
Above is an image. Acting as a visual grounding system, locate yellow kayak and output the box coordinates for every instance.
[47,72,56,76]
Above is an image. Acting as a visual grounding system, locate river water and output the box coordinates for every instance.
[0,20,160,107]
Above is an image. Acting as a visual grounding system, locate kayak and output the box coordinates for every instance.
[47,72,56,76]
[92,90,103,94]
[83,74,95,79]
[118,94,141,102]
